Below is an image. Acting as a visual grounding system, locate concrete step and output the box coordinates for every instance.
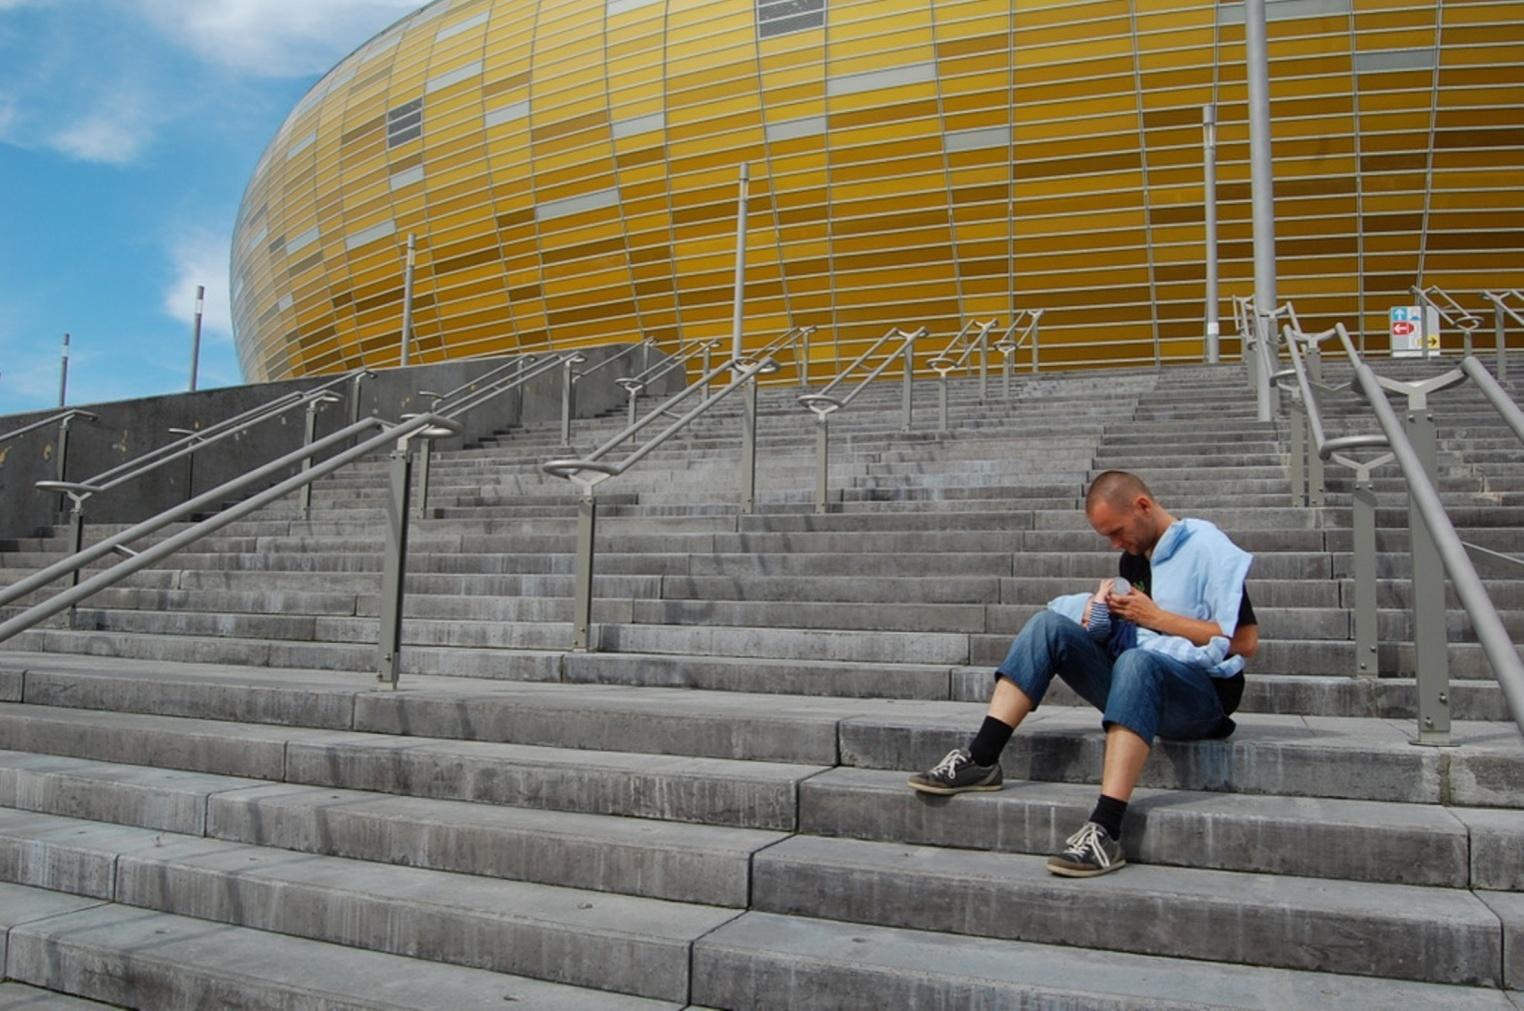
[834,705,1524,806]
[797,766,1524,888]
[0,814,730,1002]
[4,664,1521,807]
[0,703,824,829]
[754,835,1501,984]
[0,763,775,907]
[691,912,1517,1010]
[0,983,116,1009]
[0,884,675,1009]
[0,627,568,680]
[973,632,1520,678]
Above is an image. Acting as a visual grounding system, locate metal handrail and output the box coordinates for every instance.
[32,368,375,580]
[1411,284,1484,355]
[927,319,998,429]
[1234,296,1301,420]
[798,326,926,419]
[1458,355,1524,445]
[419,352,532,407]
[615,339,719,430]
[543,354,777,489]
[991,310,1045,402]
[1483,290,1524,328]
[1481,289,1522,382]
[745,324,814,367]
[0,410,462,690]
[40,369,371,501]
[0,417,379,611]
[618,338,715,396]
[408,350,580,518]
[928,319,996,373]
[0,408,98,446]
[540,351,781,650]
[1272,321,1352,510]
[1290,321,1524,743]
[797,326,927,514]
[571,338,657,384]
[435,351,576,421]
[1463,541,1524,571]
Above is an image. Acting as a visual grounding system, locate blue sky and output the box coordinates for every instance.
[0,0,421,415]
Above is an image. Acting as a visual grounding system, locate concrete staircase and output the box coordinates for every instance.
[0,357,1521,1008]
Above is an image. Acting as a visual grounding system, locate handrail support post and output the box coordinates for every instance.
[560,356,579,447]
[377,436,415,690]
[978,331,988,402]
[1403,394,1451,744]
[572,493,597,651]
[1288,398,1306,507]
[55,415,76,489]
[1351,464,1382,679]
[813,415,829,514]
[901,339,914,433]
[938,378,949,433]
[65,500,86,596]
[1495,303,1509,383]
[414,441,433,520]
[741,378,758,512]
[1307,408,1325,507]
[299,398,326,521]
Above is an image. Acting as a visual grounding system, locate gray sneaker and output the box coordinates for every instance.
[907,748,1003,795]
[1046,821,1126,877]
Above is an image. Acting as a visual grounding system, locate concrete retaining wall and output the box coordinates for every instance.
[0,345,673,537]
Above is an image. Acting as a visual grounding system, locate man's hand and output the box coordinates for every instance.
[1106,588,1224,647]
[1106,588,1162,629]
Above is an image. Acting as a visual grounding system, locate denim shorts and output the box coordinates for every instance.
[995,610,1231,743]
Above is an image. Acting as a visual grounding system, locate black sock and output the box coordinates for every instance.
[1090,795,1128,840]
[968,716,1013,767]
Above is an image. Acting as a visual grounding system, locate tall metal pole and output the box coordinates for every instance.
[58,333,70,407]
[1202,105,1220,364]
[731,163,750,364]
[189,285,205,391]
[1245,0,1278,421]
[400,233,417,367]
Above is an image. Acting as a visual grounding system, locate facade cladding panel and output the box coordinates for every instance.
[230,0,1524,382]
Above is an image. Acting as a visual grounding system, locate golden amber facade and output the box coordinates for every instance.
[231,0,1524,381]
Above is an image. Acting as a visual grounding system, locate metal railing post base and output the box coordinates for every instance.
[572,494,597,651]
[377,438,415,690]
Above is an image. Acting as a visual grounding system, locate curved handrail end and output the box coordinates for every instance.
[542,458,621,479]
[35,480,104,495]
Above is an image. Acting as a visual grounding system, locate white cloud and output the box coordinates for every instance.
[47,87,158,165]
[161,228,234,343]
[132,0,422,77]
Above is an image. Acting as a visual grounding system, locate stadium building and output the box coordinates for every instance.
[231,0,1524,380]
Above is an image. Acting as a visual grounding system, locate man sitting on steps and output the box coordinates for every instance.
[909,470,1259,877]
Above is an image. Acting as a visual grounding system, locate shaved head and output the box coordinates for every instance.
[1085,471,1153,515]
